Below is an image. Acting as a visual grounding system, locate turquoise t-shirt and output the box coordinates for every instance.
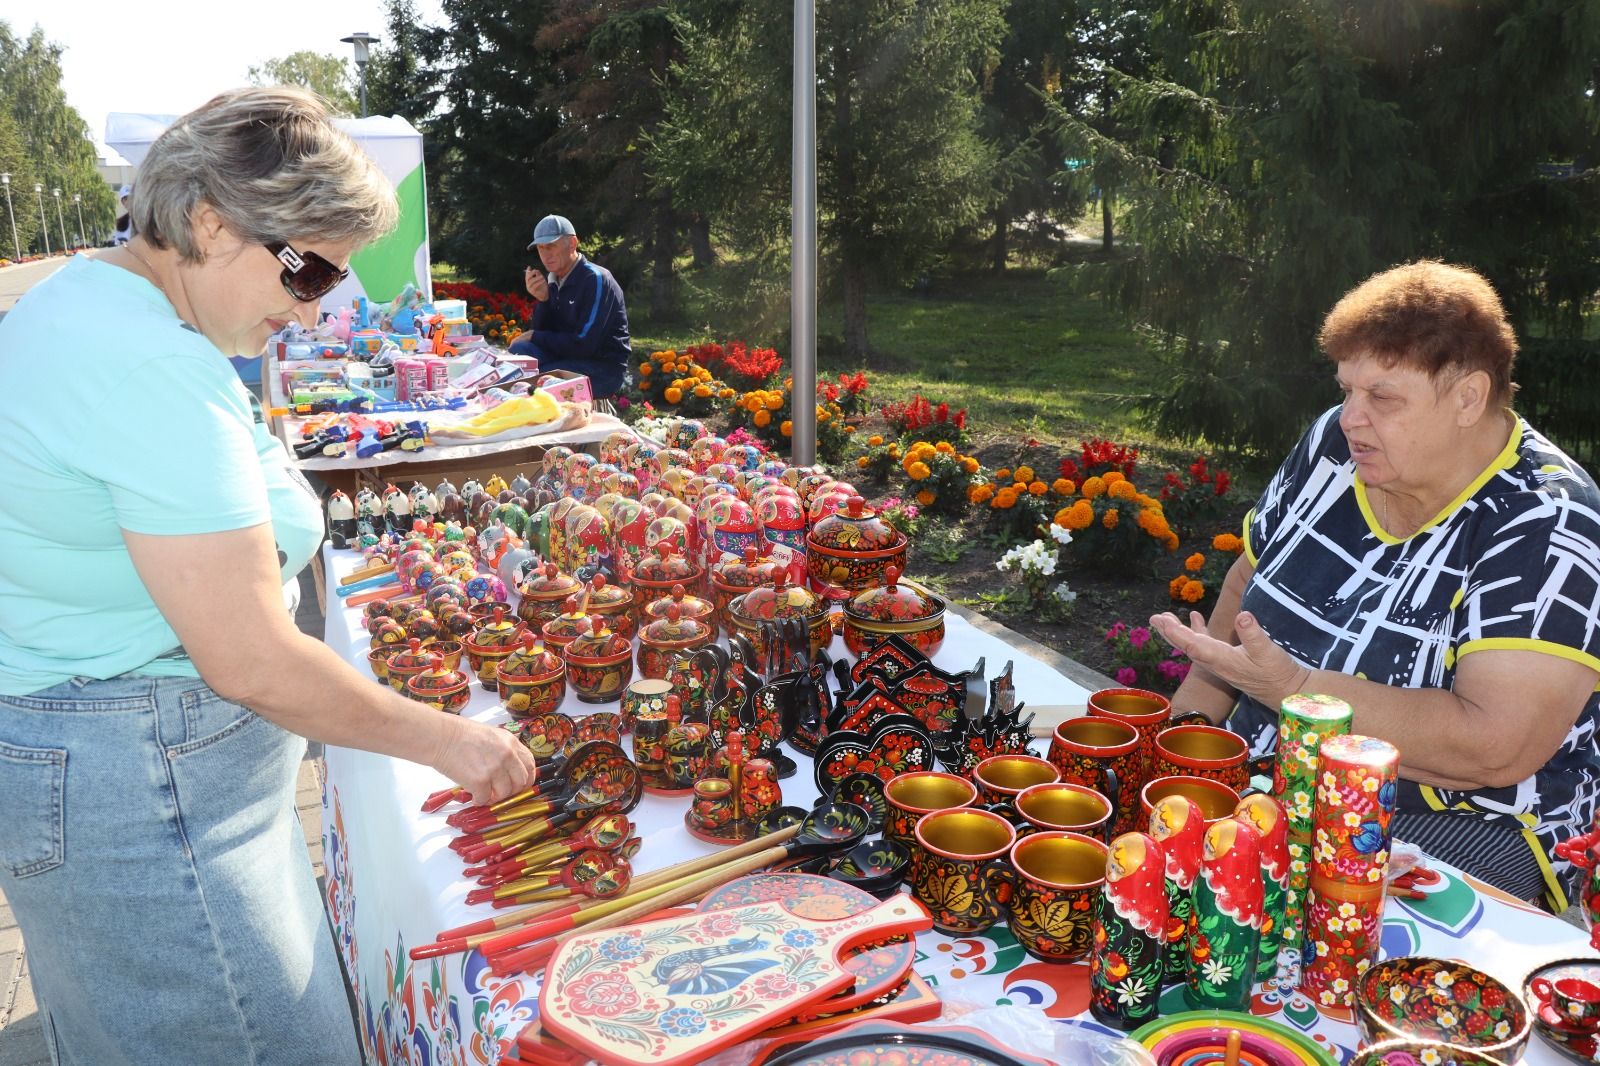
[0,255,324,695]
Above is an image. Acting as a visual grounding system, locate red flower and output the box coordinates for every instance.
[1215,471,1232,495]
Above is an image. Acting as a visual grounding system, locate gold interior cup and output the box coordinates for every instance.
[887,771,978,813]
[1012,831,1108,888]
[917,807,1015,860]
[1056,717,1140,750]
[1141,774,1239,821]
[1089,688,1170,720]
[975,755,1059,795]
[1016,783,1111,831]
[1157,724,1248,763]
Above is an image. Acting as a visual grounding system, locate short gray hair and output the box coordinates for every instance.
[131,86,398,262]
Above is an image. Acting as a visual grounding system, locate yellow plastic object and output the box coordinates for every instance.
[447,391,561,437]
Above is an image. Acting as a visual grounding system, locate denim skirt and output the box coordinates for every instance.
[0,675,360,1065]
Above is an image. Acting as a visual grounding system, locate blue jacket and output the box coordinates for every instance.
[520,255,631,395]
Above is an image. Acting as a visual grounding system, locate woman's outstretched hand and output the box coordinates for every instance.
[1150,609,1309,707]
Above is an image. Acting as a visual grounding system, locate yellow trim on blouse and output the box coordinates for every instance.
[1353,415,1521,546]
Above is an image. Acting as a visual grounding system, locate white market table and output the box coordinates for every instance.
[315,546,1596,1066]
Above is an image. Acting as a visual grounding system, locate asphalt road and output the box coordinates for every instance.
[0,255,71,313]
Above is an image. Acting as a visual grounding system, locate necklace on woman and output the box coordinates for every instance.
[124,243,175,310]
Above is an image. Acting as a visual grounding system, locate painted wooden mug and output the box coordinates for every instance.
[1015,781,1114,842]
[1139,775,1241,827]
[991,830,1108,963]
[911,807,1016,936]
[1049,716,1142,835]
[972,754,1060,816]
[1154,724,1250,793]
[884,771,979,850]
[1087,688,1171,785]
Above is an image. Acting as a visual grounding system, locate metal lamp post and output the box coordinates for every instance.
[341,31,380,117]
[72,193,85,247]
[52,187,68,251]
[789,0,817,466]
[32,183,48,254]
[0,173,18,260]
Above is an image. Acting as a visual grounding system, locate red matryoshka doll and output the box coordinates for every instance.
[656,466,692,503]
[701,494,755,566]
[806,485,855,528]
[1186,817,1263,1012]
[588,462,623,497]
[757,459,788,482]
[736,471,773,502]
[1090,832,1169,1031]
[564,503,613,582]
[623,440,660,493]
[546,498,578,573]
[611,497,651,577]
[1235,794,1290,982]
[687,435,727,474]
[756,489,807,554]
[1149,795,1206,986]
[600,430,634,466]
[666,417,707,450]
[682,473,717,510]
[643,514,690,562]
[612,472,641,500]
[561,452,599,501]
[795,472,838,509]
[590,492,626,529]
[653,446,692,483]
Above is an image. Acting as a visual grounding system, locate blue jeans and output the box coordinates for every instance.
[0,676,359,1065]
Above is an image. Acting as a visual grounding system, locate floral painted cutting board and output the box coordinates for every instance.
[539,895,932,1066]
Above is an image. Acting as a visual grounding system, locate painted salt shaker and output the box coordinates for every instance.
[1090,831,1169,1031]
[1185,816,1263,1012]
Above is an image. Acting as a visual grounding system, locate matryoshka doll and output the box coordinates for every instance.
[758,459,789,482]
[536,446,573,496]
[588,462,623,497]
[687,434,726,474]
[326,490,357,549]
[611,472,641,501]
[666,418,707,450]
[1186,817,1263,1012]
[609,497,650,577]
[795,472,838,508]
[806,485,854,528]
[703,462,741,489]
[653,445,691,483]
[721,443,763,474]
[756,489,807,554]
[643,514,690,562]
[1235,794,1290,982]
[704,494,758,568]
[1090,832,1169,1031]
[1149,795,1206,985]
[621,440,658,492]
[546,498,578,573]
[600,430,634,466]
[563,503,613,582]
[561,452,598,501]
[656,466,692,503]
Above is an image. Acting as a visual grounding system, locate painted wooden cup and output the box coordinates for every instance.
[1140,775,1241,827]
[1015,782,1114,842]
[1088,688,1171,787]
[884,771,979,850]
[992,831,1108,963]
[620,679,672,735]
[1154,724,1250,794]
[973,754,1060,816]
[911,807,1016,936]
[1049,716,1143,835]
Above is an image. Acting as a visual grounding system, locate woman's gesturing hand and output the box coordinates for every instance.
[429,715,541,805]
[1150,609,1310,708]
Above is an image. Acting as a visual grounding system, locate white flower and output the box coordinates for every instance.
[1362,776,1380,792]
[1049,524,1074,546]
[1327,917,1343,931]
[1333,978,1349,994]
[1436,1009,1457,1028]
[1302,731,1319,745]
[1294,790,1311,809]
[1343,811,1362,827]
[1420,1050,1440,1066]
[1116,977,1150,1005]
[1337,902,1356,918]
[1291,858,1308,873]
[1434,970,1455,989]
[1322,770,1337,789]
[1319,990,1336,1005]
[1390,985,1408,1005]
[1202,959,1233,985]
[1051,582,1078,604]
[1493,1021,1510,1039]
[1314,940,1329,957]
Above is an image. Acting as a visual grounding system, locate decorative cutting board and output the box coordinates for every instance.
[539,895,932,1066]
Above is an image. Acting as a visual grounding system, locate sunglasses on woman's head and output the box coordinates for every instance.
[266,241,349,302]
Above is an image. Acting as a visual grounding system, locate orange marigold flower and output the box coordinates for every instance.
[1213,532,1244,554]
[754,409,772,427]
[1102,507,1120,530]
[857,456,871,469]
[908,462,932,481]
[719,387,736,399]
[781,420,793,437]
[1015,465,1036,484]
[693,384,712,398]
[1103,471,1126,486]
[1052,478,1073,495]
[935,441,955,454]
[1163,531,1180,551]
[639,362,652,375]
[1062,501,1095,530]
[1082,476,1107,499]
[1109,480,1137,500]
[994,488,1018,509]
[962,457,980,474]
[1169,575,1189,599]
[765,393,785,411]
[916,489,936,506]
[664,387,683,404]
[887,445,902,459]
[1028,481,1048,496]
[969,484,995,504]
[1013,482,1028,494]
[1186,553,1205,572]
[995,468,1012,483]
[868,435,884,447]
[1181,578,1205,603]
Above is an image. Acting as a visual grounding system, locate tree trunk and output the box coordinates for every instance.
[648,202,677,321]
[842,253,869,363]
[1101,190,1114,253]
[990,205,1008,273]
[688,215,715,268]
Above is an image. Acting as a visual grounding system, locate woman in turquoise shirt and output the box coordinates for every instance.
[0,87,538,1064]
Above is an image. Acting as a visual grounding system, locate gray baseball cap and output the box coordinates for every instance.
[527,214,577,250]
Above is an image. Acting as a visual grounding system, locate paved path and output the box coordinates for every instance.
[0,256,70,313]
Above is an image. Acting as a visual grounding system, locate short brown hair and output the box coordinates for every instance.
[1318,260,1518,405]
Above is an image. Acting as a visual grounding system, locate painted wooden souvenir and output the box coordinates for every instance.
[381,484,413,536]
[563,504,613,582]
[991,830,1107,963]
[572,710,624,748]
[402,608,442,643]
[461,605,525,688]
[848,635,926,686]
[841,568,946,659]
[483,474,509,498]
[1301,877,1385,1008]
[1088,687,1172,788]
[1235,793,1291,982]
[1186,817,1263,1011]
[1148,794,1206,986]
[687,434,726,473]
[910,807,1015,937]
[757,490,809,554]
[813,715,934,792]
[806,486,855,530]
[1049,716,1142,835]
[1556,815,1600,952]
[599,430,633,465]
[516,563,582,629]
[546,497,577,574]
[631,701,674,791]
[728,570,834,661]
[385,638,436,693]
[1274,693,1354,835]
[631,537,704,604]
[709,547,779,631]
[1312,734,1398,884]
[1154,725,1250,794]
[641,582,717,633]
[637,605,715,680]
[563,616,634,704]
[664,645,723,724]
[806,496,909,599]
[1090,831,1168,1030]
[580,573,635,638]
[620,678,672,736]
[588,462,623,497]
[561,451,598,499]
[704,462,741,489]
[828,689,913,736]
[326,490,357,548]
[660,695,711,794]
[404,653,472,714]
[1130,1013,1340,1066]
[622,440,660,492]
[708,496,760,565]
[496,634,565,718]
[463,573,509,608]
[973,754,1061,815]
[1358,957,1530,1064]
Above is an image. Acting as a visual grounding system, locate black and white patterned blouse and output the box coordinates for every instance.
[1226,406,1600,904]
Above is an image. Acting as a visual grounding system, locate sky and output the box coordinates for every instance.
[0,0,443,164]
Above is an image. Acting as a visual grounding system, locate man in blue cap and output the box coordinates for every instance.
[508,214,631,397]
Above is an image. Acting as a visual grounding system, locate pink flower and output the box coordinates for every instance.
[1171,662,1191,682]
[564,972,640,1018]
[1115,667,1139,686]
[701,912,742,937]
[1105,622,1128,642]
[1128,626,1152,650]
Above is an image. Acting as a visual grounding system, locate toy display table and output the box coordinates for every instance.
[316,547,1594,1066]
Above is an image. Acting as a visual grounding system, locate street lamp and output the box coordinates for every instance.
[52,187,68,251]
[341,31,380,117]
[32,182,48,255]
[0,173,17,260]
[72,193,85,247]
